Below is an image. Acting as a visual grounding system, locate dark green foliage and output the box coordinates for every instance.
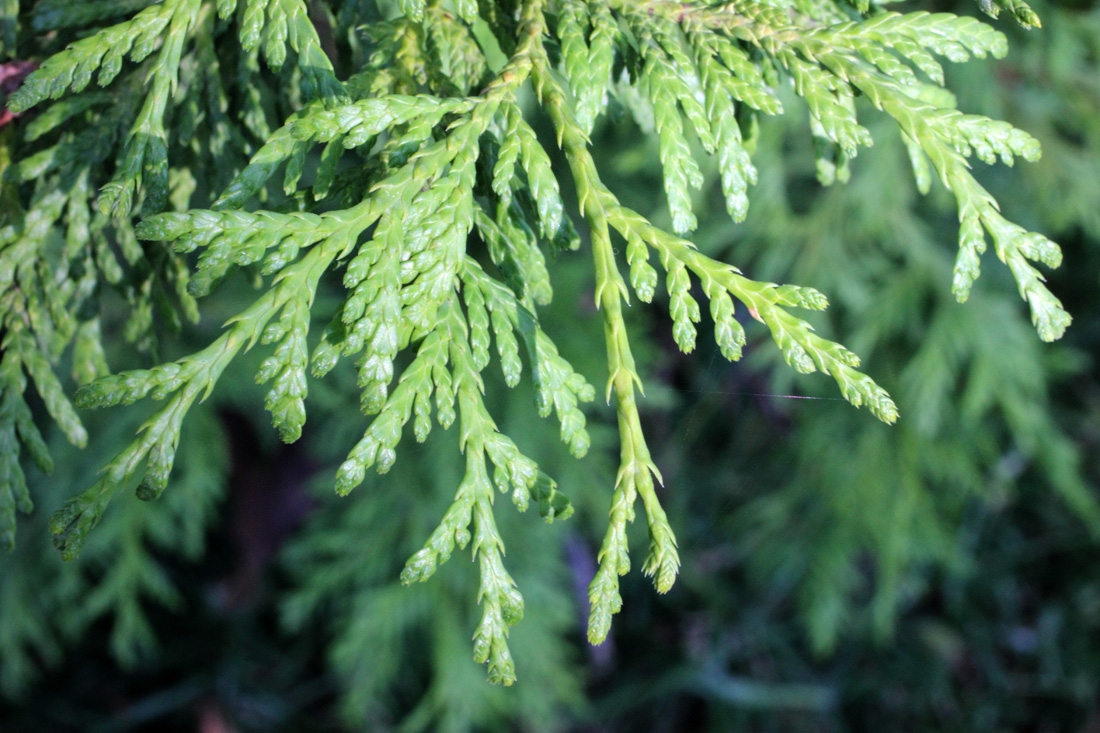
[0,406,225,695]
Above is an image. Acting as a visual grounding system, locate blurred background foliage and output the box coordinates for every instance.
[3,0,1100,729]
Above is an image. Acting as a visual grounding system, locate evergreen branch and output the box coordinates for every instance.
[0,343,47,551]
[612,202,899,421]
[650,16,716,153]
[138,208,336,288]
[55,240,342,559]
[348,211,404,413]
[1,0,1081,688]
[424,4,489,95]
[397,301,555,684]
[21,94,113,143]
[30,0,155,33]
[556,0,595,128]
[537,36,897,422]
[98,0,201,218]
[7,0,184,113]
[514,114,569,243]
[336,326,450,492]
[772,46,873,158]
[845,72,1069,340]
[449,306,524,685]
[210,121,303,208]
[257,0,347,101]
[474,201,553,305]
[462,257,596,456]
[491,105,524,203]
[690,6,1068,342]
[532,53,680,642]
[687,24,761,220]
[582,0,617,133]
[707,31,783,115]
[289,95,473,146]
[625,8,705,234]
[624,224,660,303]
[12,328,88,446]
[974,0,1042,28]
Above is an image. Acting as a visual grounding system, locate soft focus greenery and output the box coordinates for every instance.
[1,0,1099,729]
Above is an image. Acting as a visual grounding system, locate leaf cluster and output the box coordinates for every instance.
[0,0,1076,685]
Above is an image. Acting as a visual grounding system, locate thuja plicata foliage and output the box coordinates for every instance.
[0,0,1070,683]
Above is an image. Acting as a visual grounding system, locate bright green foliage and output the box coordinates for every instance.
[0,0,1081,689]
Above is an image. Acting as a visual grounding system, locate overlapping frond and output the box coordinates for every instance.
[0,0,1069,685]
